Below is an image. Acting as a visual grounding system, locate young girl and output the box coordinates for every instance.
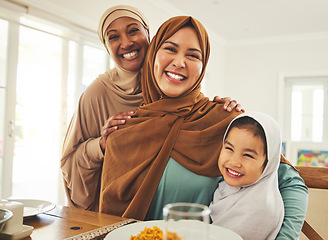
[210,112,284,240]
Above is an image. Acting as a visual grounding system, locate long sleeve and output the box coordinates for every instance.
[61,129,104,211]
[60,91,106,211]
[276,162,309,239]
[60,69,143,211]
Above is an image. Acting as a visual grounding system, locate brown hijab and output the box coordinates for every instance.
[99,16,240,220]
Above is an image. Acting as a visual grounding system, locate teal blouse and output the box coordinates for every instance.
[145,158,219,220]
[145,158,308,240]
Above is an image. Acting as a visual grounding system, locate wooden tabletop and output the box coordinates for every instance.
[21,205,134,240]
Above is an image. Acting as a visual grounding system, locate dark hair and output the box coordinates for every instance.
[226,116,268,170]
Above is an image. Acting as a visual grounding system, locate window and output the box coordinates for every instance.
[0,19,7,86]
[283,76,328,166]
[0,18,8,197]
[82,45,108,90]
[0,13,110,203]
[290,84,324,142]
[13,25,62,201]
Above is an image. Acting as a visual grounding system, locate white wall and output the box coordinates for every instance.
[222,37,328,119]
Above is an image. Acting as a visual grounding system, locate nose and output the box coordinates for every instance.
[172,54,186,69]
[229,154,242,168]
[120,34,133,49]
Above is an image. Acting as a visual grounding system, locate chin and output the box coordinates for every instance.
[125,64,142,72]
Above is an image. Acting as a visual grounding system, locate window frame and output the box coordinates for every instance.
[278,72,328,165]
[0,6,110,203]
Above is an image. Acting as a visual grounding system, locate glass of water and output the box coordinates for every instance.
[163,202,210,240]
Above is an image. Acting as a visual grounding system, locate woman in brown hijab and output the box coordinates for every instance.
[99,17,308,240]
[99,16,240,220]
[60,5,240,212]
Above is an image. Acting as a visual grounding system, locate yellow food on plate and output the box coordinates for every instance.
[130,226,182,240]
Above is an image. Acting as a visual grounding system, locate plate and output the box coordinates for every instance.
[8,199,56,218]
[105,220,242,240]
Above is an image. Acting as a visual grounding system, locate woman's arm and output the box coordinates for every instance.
[276,162,308,240]
[60,112,104,211]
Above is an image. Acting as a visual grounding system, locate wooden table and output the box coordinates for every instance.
[22,205,136,240]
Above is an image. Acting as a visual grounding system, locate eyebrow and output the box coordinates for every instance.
[163,41,202,55]
[106,23,139,35]
[224,140,259,156]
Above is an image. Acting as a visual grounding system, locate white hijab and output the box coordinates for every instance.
[209,112,284,240]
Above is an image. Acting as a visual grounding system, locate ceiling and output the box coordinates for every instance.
[165,0,328,41]
[7,0,328,43]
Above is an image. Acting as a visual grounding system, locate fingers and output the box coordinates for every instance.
[101,111,134,136]
[213,96,244,112]
[225,99,236,112]
[213,96,232,109]
[236,104,245,113]
[101,126,118,137]
[213,96,226,104]
[100,111,135,153]
[104,111,134,128]
[99,126,118,153]
[226,102,245,112]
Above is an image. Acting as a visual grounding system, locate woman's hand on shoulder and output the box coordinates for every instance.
[213,96,245,112]
[99,111,134,153]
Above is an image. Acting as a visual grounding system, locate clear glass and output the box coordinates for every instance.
[312,89,324,142]
[291,90,302,141]
[0,19,8,198]
[163,202,210,240]
[67,40,77,123]
[12,25,62,202]
[291,84,324,142]
[0,89,5,197]
[82,45,107,90]
[0,19,8,87]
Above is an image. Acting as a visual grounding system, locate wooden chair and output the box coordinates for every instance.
[295,166,328,240]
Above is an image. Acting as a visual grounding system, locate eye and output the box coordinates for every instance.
[108,34,119,41]
[164,46,177,53]
[224,146,233,152]
[244,153,255,159]
[187,53,201,60]
[128,28,140,35]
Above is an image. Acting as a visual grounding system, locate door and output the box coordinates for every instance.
[0,19,19,199]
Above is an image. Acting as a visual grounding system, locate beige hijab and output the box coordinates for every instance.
[100,16,240,220]
[97,4,150,100]
[61,5,150,211]
[98,5,150,54]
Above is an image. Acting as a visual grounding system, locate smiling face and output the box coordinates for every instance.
[218,127,267,187]
[153,26,203,98]
[104,17,149,72]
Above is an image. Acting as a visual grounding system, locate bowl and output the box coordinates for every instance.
[0,209,13,232]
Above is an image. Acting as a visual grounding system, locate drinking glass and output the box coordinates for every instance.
[163,202,210,240]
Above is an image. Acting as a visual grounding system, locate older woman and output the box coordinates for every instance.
[61,5,150,212]
[99,15,308,239]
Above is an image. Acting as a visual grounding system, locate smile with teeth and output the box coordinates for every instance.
[227,168,243,177]
[166,71,186,81]
[122,50,138,60]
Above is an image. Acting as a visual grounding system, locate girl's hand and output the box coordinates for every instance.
[213,96,245,112]
[99,111,135,153]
